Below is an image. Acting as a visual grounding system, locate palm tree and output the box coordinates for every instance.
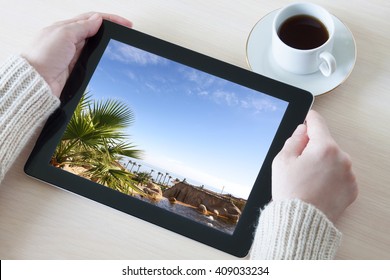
[51,92,143,194]
[162,172,169,185]
[162,172,168,185]
[134,172,152,186]
[156,172,162,183]
[158,173,164,184]
[130,161,137,172]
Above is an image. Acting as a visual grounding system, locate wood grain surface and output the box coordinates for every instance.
[0,0,389,259]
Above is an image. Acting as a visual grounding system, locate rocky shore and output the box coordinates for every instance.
[162,181,246,223]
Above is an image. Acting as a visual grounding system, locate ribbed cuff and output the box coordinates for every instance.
[250,199,342,260]
[0,55,60,181]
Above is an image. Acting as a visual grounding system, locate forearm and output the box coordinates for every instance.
[250,199,342,260]
[0,55,60,182]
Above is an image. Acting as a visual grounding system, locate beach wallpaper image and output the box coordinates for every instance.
[51,39,288,234]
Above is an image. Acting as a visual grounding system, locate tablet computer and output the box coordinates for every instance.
[25,20,313,257]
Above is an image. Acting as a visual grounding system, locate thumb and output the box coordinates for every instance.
[71,13,103,44]
[279,124,309,158]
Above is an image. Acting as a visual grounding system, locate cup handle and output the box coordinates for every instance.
[319,52,337,77]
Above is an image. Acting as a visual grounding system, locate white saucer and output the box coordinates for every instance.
[246,9,357,96]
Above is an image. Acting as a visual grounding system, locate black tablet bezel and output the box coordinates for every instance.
[25,20,313,257]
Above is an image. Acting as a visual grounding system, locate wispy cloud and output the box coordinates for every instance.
[198,91,209,96]
[125,70,137,80]
[108,40,281,114]
[145,82,159,92]
[210,90,277,112]
[180,66,279,113]
[241,96,278,113]
[180,68,217,88]
[211,90,239,106]
[107,40,168,66]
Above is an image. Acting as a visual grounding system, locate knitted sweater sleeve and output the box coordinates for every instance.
[250,199,342,259]
[0,55,60,182]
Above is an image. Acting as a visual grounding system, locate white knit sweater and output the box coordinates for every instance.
[0,55,60,181]
[0,55,341,259]
[251,199,341,259]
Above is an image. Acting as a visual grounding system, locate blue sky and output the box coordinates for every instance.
[86,39,288,199]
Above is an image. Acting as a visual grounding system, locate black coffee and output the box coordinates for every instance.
[278,15,329,50]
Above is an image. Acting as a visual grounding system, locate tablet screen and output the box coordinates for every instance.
[50,39,288,235]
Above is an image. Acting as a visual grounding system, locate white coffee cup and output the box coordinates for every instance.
[271,2,336,77]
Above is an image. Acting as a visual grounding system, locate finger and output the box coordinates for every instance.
[52,12,96,26]
[279,124,309,158]
[60,13,133,45]
[100,13,133,28]
[66,13,104,44]
[54,12,133,28]
[305,110,332,141]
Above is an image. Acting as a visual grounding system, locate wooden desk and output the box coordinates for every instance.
[0,0,389,259]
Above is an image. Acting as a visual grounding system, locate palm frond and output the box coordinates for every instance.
[52,91,145,197]
[89,98,134,129]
